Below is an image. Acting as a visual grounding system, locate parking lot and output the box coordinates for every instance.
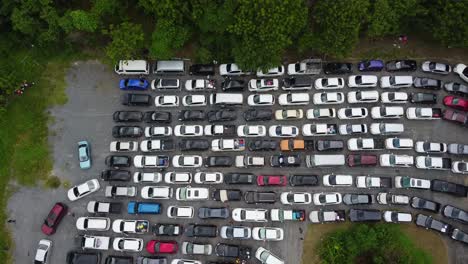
[7,59,468,264]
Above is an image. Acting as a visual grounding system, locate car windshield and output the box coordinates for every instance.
[389,155,396,164]
[260,251,271,261]
[259,229,266,238]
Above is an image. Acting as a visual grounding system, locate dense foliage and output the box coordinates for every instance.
[318,224,432,264]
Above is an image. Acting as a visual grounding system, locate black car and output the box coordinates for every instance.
[410,197,440,213]
[444,82,468,96]
[215,243,251,260]
[121,93,151,106]
[205,156,233,167]
[185,224,218,237]
[105,256,132,264]
[189,63,215,75]
[224,173,254,184]
[289,174,318,186]
[179,139,210,151]
[316,140,344,151]
[244,191,276,204]
[100,169,131,181]
[415,214,452,234]
[349,209,381,222]
[212,189,242,202]
[243,109,272,121]
[270,154,301,167]
[112,126,143,138]
[343,194,373,205]
[178,110,205,121]
[207,109,237,122]
[410,93,437,104]
[413,77,443,90]
[143,111,171,123]
[282,76,313,90]
[113,111,143,122]
[67,251,100,264]
[451,229,468,244]
[105,155,131,168]
[431,179,468,197]
[248,140,278,151]
[385,60,417,72]
[198,207,230,219]
[222,78,245,91]
[323,62,352,74]
[152,224,182,236]
[442,205,468,224]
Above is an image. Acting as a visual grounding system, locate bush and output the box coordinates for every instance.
[44,176,61,189]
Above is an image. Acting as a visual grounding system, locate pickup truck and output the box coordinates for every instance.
[112,219,149,234]
[376,192,409,205]
[105,186,136,198]
[87,201,122,214]
[280,139,314,151]
[204,125,236,136]
[347,138,385,151]
[270,209,305,222]
[288,59,322,75]
[79,235,110,250]
[356,176,392,188]
[303,123,337,136]
[211,139,245,151]
[416,156,452,170]
[235,155,265,168]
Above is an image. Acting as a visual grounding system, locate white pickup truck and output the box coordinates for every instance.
[87,201,122,214]
[80,235,110,250]
[112,219,149,234]
[211,139,245,151]
[347,138,385,151]
[356,176,392,188]
[105,186,136,198]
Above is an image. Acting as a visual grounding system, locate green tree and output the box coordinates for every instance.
[103,22,145,63]
[367,0,395,38]
[64,10,99,33]
[228,0,308,70]
[149,19,190,59]
[431,0,468,47]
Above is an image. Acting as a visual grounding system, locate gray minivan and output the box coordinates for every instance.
[154,60,185,74]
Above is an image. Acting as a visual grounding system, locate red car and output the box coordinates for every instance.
[41,202,68,235]
[257,175,287,186]
[443,96,468,111]
[146,240,178,254]
[443,109,468,125]
[347,154,377,167]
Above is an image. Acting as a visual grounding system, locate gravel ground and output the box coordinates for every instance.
[7,60,468,264]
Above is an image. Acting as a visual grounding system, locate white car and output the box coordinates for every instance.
[415,156,451,170]
[164,172,192,184]
[337,107,368,119]
[172,155,203,168]
[380,76,413,89]
[105,186,136,198]
[80,235,110,250]
[154,95,179,107]
[182,95,207,107]
[257,66,285,77]
[406,107,441,120]
[194,172,223,184]
[278,93,309,105]
[112,237,143,252]
[232,208,268,222]
[376,193,409,205]
[133,172,162,183]
[313,192,343,205]
[141,186,173,199]
[252,227,284,241]
[370,106,404,119]
[385,138,414,150]
[313,92,345,105]
[268,125,299,138]
[67,179,100,201]
[381,92,408,104]
[322,174,353,186]
[338,124,368,135]
[394,176,431,189]
[347,91,379,103]
[306,108,336,119]
[76,217,110,231]
[182,242,212,255]
[140,140,170,152]
[275,109,303,120]
[112,219,149,233]
[219,63,246,76]
[34,239,52,264]
[415,141,447,153]
[176,187,209,201]
[144,126,172,137]
[237,125,267,137]
[167,206,194,219]
[174,125,204,137]
[185,79,215,91]
[314,77,345,90]
[280,192,312,205]
[110,141,138,152]
[454,63,468,83]
[171,260,201,264]
[383,211,412,223]
[302,124,337,136]
[220,226,252,239]
[347,75,378,88]
[347,138,382,151]
[248,79,279,91]
[452,161,468,174]
[133,155,168,168]
[247,94,275,106]
[369,123,404,135]
[255,247,285,264]
[380,154,414,167]
[422,61,451,74]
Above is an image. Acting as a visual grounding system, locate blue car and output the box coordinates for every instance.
[77,140,91,169]
[119,78,149,90]
[127,202,161,214]
[358,60,384,72]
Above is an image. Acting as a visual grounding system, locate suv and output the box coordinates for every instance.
[411,197,440,212]
[410,93,437,104]
[244,191,276,204]
[189,64,215,75]
[282,76,313,90]
[415,214,452,234]
[349,209,381,222]
[121,93,151,106]
[431,179,468,197]
[151,78,180,90]
[185,224,218,237]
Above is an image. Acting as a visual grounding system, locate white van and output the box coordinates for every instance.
[210,93,243,106]
[154,60,185,74]
[114,60,150,75]
[306,155,345,167]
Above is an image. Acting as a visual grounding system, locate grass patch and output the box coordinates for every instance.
[44,176,61,189]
